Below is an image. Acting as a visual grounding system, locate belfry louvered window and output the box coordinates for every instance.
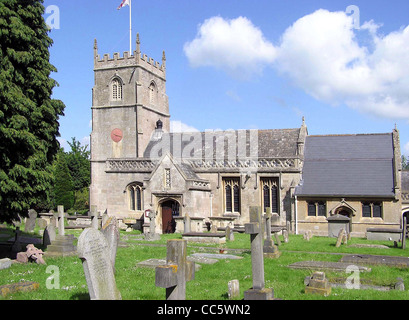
[112,78,122,101]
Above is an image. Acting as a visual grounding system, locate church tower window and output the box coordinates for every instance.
[149,81,157,105]
[111,78,123,101]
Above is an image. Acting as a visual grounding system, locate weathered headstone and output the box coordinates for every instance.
[57,205,65,236]
[244,206,275,300]
[226,225,235,241]
[283,229,289,243]
[303,230,313,241]
[145,210,160,241]
[304,271,331,296]
[228,280,240,300]
[184,213,191,234]
[0,258,11,270]
[24,209,37,233]
[335,228,347,248]
[155,239,195,300]
[77,228,121,300]
[101,216,120,272]
[263,208,280,259]
[43,222,56,247]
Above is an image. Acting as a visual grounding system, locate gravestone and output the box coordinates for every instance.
[184,213,191,234]
[155,239,195,300]
[57,206,65,236]
[228,280,240,300]
[304,271,331,296]
[283,229,289,243]
[335,228,347,248]
[145,210,160,241]
[263,208,281,259]
[226,225,234,241]
[244,206,275,300]
[101,216,120,272]
[24,209,37,233]
[77,228,121,300]
[303,230,313,241]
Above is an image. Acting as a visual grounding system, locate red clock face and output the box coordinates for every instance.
[111,128,123,143]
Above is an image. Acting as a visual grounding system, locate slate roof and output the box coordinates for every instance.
[143,128,302,160]
[295,133,396,198]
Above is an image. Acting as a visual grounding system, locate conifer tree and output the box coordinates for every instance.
[0,0,65,223]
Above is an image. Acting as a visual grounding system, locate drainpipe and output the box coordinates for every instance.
[295,195,298,235]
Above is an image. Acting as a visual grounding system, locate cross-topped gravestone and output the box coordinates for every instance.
[244,206,275,300]
[263,208,281,259]
[77,228,121,300]
[155,239,195,300]
[145,210,160,241]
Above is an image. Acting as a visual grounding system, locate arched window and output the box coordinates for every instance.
[128,183,143,211]
[223,178,240,214]
[261,178,279,214]
[149,81,157,105]
[112,78,123,101]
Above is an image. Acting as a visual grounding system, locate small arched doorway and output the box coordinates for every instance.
[161,199,180,234]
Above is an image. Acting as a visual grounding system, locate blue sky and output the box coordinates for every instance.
[42,0,409,156]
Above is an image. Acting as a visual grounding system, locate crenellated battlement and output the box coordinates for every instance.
[93,34,166,77]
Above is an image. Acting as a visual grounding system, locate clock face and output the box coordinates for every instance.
[111,128,123,143]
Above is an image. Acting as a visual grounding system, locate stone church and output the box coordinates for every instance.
[90,35,403,237]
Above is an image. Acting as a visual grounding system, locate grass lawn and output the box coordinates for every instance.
[1,225,409,300]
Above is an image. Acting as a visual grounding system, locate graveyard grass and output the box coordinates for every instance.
[1,225,409,300]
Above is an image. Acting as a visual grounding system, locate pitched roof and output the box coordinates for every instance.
[143,128,302,160]
[295,133,395,197]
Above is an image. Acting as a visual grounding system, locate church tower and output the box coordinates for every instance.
[90,34,170,212]
[91,33,169,161]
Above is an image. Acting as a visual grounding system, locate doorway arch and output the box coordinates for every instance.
[335,206,353,232]
[160,199,180,234]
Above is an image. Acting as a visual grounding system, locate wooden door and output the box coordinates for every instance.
[162,206,174,234]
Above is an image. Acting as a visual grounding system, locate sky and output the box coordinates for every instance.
[42,0,409,156]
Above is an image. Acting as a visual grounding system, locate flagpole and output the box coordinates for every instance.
[129,0,132,53]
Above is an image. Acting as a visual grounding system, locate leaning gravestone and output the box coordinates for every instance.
[101,216,120,272]
[145,210,160,241]
[77,228,121,300]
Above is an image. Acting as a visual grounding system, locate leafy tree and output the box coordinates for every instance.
[53,149,74,210]
[402,155,409,170]
[65,137,90,212]
[66,137,90,191]
[0,0,65,223]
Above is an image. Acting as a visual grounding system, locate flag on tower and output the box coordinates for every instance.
[117,0,130,10]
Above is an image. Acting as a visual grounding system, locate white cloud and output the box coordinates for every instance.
[184,16,277,79]
[275,9,409,120]
[170,120,199,133]
[404,142,409,156]
[185,10,409,120]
